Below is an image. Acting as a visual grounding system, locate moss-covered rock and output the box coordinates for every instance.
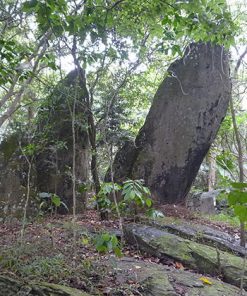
[0,275,91,296]
[124,224,247,289]
[110,258,247,296]
[147,218,246,256]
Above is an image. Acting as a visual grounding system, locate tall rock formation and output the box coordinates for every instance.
[109,43,231,203]
[36,70,89,212]
[0,70,89,219]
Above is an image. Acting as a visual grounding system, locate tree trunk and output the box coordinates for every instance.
[230,47,247,248]
[230,96,246,247]
[71,38,101,196]
[88,117,101,194]
[208,150,216,191]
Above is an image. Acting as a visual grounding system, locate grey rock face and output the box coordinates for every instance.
[199,191,216,214]
[110,43,231,203]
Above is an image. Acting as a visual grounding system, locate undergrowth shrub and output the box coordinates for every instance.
[94,232,122,257]
[96,179,163,219]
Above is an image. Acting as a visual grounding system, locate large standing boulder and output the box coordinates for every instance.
[110,43,231,203]
[36,70,89,213]
[0,70,90,219]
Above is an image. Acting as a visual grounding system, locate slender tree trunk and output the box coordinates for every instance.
[230,97,244,182]
[230,47,247,248]
[71,98,77,244]
[20,154,33,244]
[72,99,76,216]
[107,144,123,238]
[88,116,101,194]
[71,37,101,196]
[208,150,216,191]
[0,31,51,128]
[230,97,246,247]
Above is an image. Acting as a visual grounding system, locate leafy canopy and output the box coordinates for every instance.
[22,0,237,52]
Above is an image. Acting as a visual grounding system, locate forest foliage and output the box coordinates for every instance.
[0,0,246,235]
[1,4,247,295]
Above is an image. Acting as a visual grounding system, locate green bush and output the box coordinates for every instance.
[94,232,122,257]
[121,179,152,208]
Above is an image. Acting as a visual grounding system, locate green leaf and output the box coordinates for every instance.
[96,244,107,253]
[231,182,247,189]
[111,235,118,245]
[113,247,122,258]
[228,191,240,206]
[229,191,247,205]
[22,0,38,12]
[102,232,110,242]
[81,237,89,245]
[95,232,121,256]
[145,198,152,208]
[146,209,165,219]
[234,205,247,222]
[51,194,61,207]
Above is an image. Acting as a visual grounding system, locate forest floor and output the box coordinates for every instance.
[0,207,243,295]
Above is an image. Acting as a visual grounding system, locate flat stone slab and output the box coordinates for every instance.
[149,220,246,257]
[110,258,247,296]
[124,223,247,289]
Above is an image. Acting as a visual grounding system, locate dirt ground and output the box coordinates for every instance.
[0,207,241,295]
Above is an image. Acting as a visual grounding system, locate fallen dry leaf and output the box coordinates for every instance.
[199,276,213,285]
[175,262,184,270]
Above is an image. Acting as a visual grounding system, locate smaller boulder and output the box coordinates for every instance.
[186,190,222,215]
